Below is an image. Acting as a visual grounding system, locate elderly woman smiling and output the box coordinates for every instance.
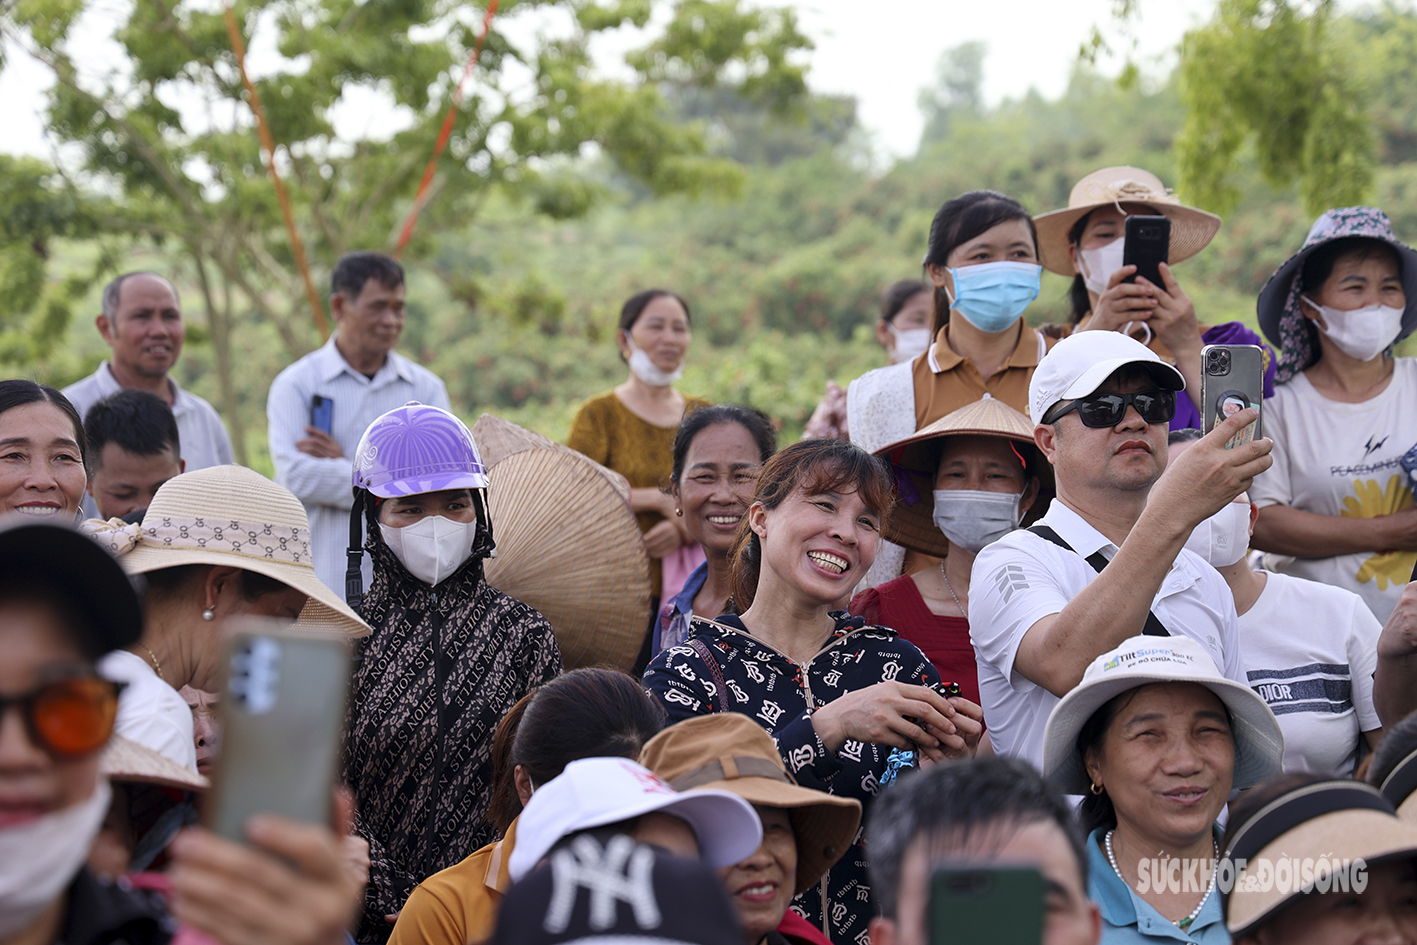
[1043,635,1283,945]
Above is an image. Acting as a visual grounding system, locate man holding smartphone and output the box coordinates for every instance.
[267,252,451,594]
[967,330,1271,768]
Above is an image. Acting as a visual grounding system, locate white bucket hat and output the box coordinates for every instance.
[1042,635,1283,795]
[508,756,763,881]
[82,465,370,637]
[1028,329,1185,425]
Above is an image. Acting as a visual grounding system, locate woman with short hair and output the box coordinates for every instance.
[1043,634,1283,944]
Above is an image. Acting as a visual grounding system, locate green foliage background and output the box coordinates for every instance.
[9,1,1417,475]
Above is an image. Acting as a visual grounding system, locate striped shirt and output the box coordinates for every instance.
[266,334,450,593]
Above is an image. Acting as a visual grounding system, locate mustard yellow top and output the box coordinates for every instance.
[566,391,708,597]
[388,817,518,945]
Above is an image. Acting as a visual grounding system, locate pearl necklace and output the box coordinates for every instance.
[1106,828,1218,931]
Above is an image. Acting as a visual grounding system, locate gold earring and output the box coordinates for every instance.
[1090,782,1104,796]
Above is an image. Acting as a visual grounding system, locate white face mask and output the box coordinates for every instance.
[380,514,479,586]
[1301,296,1404,362]
[1183,501,1251,568]
[932,489,1022,554]
[626,339,684,387]
[0,780,111,938]
[1077,236,1126,296]
[887,324,932,364]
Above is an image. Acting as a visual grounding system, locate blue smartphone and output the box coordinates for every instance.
[310,395,333,434]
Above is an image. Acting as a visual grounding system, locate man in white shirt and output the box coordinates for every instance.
[64,272,234,518]
[267,252,451,594]
[969,331,1272,768]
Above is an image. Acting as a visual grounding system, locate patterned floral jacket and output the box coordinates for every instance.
[643,612,942,945]
[344,542,562,943]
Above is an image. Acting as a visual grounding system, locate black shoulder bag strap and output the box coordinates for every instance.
[1027,525,1171,637]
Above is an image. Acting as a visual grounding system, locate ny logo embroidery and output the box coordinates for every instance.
[545,835,659,933]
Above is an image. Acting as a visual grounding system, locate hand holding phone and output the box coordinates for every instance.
[1200,345,1265,449]
[1122,215,1171,289]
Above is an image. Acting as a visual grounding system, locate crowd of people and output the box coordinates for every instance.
[6,163,1417,945]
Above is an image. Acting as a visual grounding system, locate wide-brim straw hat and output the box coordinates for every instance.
[1043,635,1283,796]
[101,735,209,792]
[873,396,1051,558]
[1223,781,1417,936]
[1255,207,1417,383]
[639,713,861,895]
[472,415,651,672]
[1033,166,1222,276]
[82,465,370,638]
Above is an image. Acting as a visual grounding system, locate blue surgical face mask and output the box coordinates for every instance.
[947,261,1042,333]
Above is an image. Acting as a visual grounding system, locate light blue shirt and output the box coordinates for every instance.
[1087,827,1230,945]
[266,334,450,593]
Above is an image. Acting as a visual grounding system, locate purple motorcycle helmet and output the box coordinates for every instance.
[345,403,494,608]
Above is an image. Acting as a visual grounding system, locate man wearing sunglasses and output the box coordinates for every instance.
[0,518,361,945]
[967,330,1273,768]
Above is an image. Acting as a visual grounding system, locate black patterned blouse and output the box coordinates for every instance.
[343,541,563,943]
[643,612,942,945]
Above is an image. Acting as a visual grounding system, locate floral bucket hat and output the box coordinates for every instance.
[1256,207,1417,383]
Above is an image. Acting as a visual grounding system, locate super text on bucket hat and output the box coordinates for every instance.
[507,757,763,882]
[1033,166,1222,277]
[872,396,1049,558]
[639,713,861,895]
[1028,330,1185,426]
[1255,207,1417,383]
[82,465,370,638]
[1042,635,1283,796]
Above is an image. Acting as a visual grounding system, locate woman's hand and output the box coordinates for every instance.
[169,792,362,945]
[642,519,685,558]
[811,682,962,757]
[1143,264,1202,359]
[1083,265,1157,333]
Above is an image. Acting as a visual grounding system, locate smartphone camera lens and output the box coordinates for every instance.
[1206,349,1230,376]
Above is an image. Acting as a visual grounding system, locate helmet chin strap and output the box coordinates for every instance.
[345,492,367,611]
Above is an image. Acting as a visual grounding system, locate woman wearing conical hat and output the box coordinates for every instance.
[1034,166,1276,431]
[850,397,1048,708]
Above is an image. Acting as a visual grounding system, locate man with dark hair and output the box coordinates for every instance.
[64,272,233,503]
[84,389,184,520]
[868,758,1099,945]
[266,251,450,593]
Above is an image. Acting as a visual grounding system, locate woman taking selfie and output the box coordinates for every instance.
[1250,208,1417,624]
[567,289,707,605]
[644,438,983,945]
[1044,635,1283,945]
[656,405,777,654]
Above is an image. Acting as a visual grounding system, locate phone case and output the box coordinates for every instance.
[310,395,334,435]
[929,866,1046,945]
[1122,214,1171,288]
[207,626,350,842]
[1200,344,1265,449]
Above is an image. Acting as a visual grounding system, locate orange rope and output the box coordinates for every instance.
[223,6,329,340]
[394,0,500,258]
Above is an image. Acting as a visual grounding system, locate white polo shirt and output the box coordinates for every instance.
[969,501,1245,770]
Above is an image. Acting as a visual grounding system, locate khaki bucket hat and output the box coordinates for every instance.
[1223,781,1417,937]
[1033,166,1222,276]
[640,713,862,894]
[82,465,370,637]
[874,396,1050,558]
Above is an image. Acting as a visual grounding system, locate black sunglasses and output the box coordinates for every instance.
[1042,389,1176,428]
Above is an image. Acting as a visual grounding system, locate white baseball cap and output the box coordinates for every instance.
[508,756,764,881]
[1042,635,1283,795]
[1028,330,1186,425]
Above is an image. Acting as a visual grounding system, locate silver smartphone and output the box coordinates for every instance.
[206,622,350,841]
[1200,344,1264,450]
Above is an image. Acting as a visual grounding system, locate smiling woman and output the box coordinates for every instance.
[644,439,985,944]
[0,380,88,523]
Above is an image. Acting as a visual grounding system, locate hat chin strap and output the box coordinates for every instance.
[346,495,367,611]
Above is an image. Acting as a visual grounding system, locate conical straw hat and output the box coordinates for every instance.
[101,735,209,792]
[481,439,650,672]
[874,396,1050,557]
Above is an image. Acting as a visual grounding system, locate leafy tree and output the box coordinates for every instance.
[0,0,810,459]
[917,41,986,149]
[1176,0,1374,216]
